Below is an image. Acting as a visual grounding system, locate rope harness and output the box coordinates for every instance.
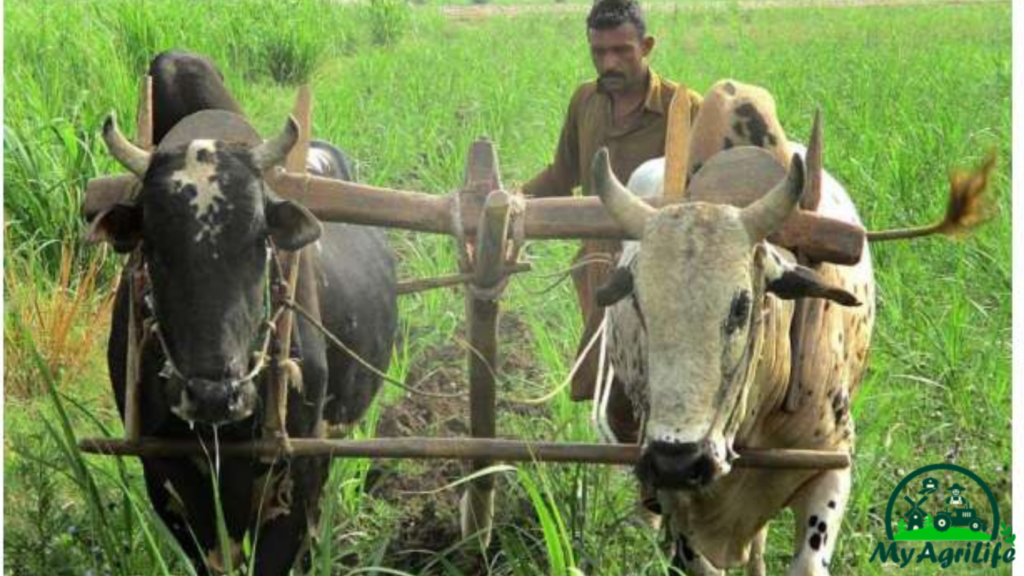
[123,234,619,427]
[134,246,287,389]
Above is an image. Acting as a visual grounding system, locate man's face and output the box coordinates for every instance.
[588,23,654,94]
[953,489,961,496]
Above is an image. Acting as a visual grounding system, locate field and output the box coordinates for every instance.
[2,0,1012,574]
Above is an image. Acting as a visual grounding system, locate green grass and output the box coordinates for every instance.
[3,0,1012,574]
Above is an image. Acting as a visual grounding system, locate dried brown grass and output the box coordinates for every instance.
[4,243,115,400]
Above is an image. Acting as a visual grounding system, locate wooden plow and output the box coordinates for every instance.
[79,83,864,543]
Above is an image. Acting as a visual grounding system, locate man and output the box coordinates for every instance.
[522,0,701,443]
[945,484,969,508]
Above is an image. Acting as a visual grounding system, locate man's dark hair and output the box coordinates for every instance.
[587,0,647,39]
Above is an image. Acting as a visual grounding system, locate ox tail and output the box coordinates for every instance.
[867,150,998,242]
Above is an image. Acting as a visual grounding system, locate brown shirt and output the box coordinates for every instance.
[522,70,702,198]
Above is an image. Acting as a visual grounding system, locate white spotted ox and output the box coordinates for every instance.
[592,80,890,575]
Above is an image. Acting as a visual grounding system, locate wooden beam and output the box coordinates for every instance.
[465,192,510,468]
[122,75,152,444]
[521,196,864,264]
[461,142,507,545]
[263,86,316,444]
[88,170,864,265]
[266,169,456,235]
[663,89,692,203]
[474,190,512,289]
[463,138,503,195]
[122,258,144,441]
[77,437,852,469]
[285,85,312,174]
[135,75,153,150]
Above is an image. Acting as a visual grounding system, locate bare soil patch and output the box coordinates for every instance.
[367,310,545,567]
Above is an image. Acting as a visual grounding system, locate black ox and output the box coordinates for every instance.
[89,51,397,574]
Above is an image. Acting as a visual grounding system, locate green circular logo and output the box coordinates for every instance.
[884,463,999,542]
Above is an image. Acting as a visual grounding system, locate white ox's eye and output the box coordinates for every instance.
[725,291,752,336]
[723,290,752,370]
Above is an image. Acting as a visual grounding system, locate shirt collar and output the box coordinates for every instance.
[642,70,668,115]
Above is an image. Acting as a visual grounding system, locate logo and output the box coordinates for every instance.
[869,463,1015,569]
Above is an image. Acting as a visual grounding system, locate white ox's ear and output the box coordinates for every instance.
[762,244,860,306]
[595,266,635,307]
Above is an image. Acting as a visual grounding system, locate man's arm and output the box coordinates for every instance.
[521,89,583,198]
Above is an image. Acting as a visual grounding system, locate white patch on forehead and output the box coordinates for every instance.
[169,139,231,243]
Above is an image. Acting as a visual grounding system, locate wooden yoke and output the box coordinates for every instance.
[123,76,153,443]
[663,88,692,203]
[264,85,313,447]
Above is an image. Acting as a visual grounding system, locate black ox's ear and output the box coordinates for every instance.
[266,198,322,251]
[85,204,142,253]
[764,248,860,306]
[596,266,634,307]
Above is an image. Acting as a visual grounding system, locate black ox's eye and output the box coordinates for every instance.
[725,291,751,335]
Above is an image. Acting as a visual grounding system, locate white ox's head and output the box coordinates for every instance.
[593,148,860,490]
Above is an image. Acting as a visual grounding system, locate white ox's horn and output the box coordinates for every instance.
[591,147,655,239]
[252,115,300,171]
[740,153,805,242]
[102,113,151,178]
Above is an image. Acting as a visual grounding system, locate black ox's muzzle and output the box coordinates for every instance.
[174,376,257,425]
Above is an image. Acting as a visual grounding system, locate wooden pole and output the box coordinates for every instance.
[663,89,692,203]
[122,75,153,443]
[264,86,314,443]
[460,140,507,547]
[267,169,457,235]
[76,437,852,470]
[135,76,153,150]
[466,191,510,468]
[284,86,312,174]
[473,191,512,289]
[122,256,143,442]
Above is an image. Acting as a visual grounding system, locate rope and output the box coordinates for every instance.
[140,248,618,406]
[287,297,604,406]
[283,298,466,400]
[504,316,606,406]
[151,306,285,384]
[467,276,510,302]
[521,253,618,296]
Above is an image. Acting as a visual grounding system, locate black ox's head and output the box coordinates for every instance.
[92,115,321,425]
